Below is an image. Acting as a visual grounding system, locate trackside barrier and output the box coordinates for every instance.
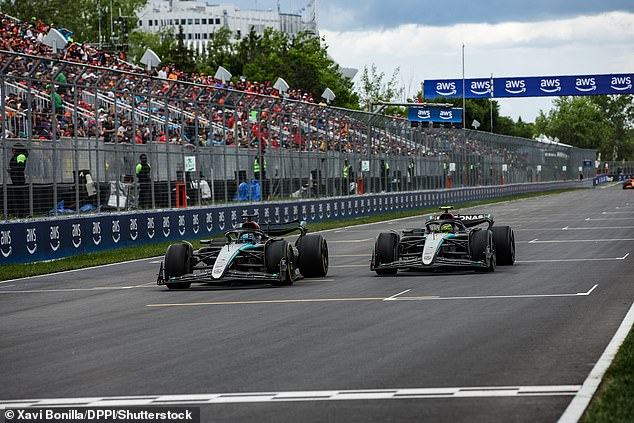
[0,180,591,264]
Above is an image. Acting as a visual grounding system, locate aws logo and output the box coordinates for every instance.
[1,229,12,258]
[435,81,456,96]
[439,110,453,120]
[610,76,632,91]
[469,80,491,95]
[26,227,37,254]
[417,109,431,119]
[540,79,561,93]
[575,77,596,92]
[504,80,526,94]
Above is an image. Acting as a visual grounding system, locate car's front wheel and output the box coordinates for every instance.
[266,240,293,286]
[374,232,399,275]
[471,230,496,273]
[492,226,515,265]
[164,243,193,289]
[297,234,328,277]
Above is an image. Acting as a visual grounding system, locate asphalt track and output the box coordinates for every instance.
[1,185,633,423]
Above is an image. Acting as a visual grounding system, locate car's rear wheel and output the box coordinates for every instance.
[297,234,328,277]
[470,230,495,273]
[492,225,515,265]
[374,232,399,275]
[164,243,192,289]
[266,240,293,286]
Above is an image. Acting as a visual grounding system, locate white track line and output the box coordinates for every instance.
[558,301,634,423]
[0,385,581,408]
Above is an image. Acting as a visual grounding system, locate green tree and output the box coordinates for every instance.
[535,97,613,156]
[357,63,404,112]
[590,95,634,161]
[0,0,146,47]
[127,26,177,66]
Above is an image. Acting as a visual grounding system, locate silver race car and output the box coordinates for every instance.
[371,206,515,275]
[157,214,328,289]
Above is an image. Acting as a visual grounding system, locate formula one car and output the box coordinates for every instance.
[156,214,328,289]
[622,178,633,189]
[371,206,515,275]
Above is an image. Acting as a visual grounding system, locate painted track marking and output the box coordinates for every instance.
[146,285,598,307]
[0,385,581,408]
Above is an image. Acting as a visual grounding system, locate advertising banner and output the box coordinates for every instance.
[424,73,633,99]
[407,107,463,123]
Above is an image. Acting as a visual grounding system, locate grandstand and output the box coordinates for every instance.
[0,13,598,219]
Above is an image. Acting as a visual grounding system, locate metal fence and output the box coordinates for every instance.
[0,51,598,221]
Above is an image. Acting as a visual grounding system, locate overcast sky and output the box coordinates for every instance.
[231,0,634,122]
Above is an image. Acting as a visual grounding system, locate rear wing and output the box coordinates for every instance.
[261,219,308,237]
[455,213,494,228]
[427,213,494,228]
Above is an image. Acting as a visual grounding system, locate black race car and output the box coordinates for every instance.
[371,206,515,275]
[157,214,328,289]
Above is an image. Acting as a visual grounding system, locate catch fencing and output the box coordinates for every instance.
[0,51,598,221]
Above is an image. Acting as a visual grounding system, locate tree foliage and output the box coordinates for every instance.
[357,64,404,113]
[0,0,146,47]
[535,96,634,160]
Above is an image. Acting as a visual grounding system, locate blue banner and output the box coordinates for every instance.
[407,107,463,123]
[424,73,633,99]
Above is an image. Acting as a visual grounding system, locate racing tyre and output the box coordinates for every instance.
[374,232,399,275]
[492,226,515,265]
[266,240,293,286]
[164,243,192,289]
[470,230,496,273]
[297,234,329,277]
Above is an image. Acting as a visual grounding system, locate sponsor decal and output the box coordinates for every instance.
[218,211,225,231]
[504,79,526,94]
[162,216,170,237]
[274,207,281,223]
[206,212,213,232]
[26,227,37,254]
[435,81,457,96]
[459,214,490,221]
[92,221,101,245]
[417,109,431,119]
[72,223,82,248]
[540,78,561,93]
[112,220,120,243]
[469,80,491,95]
[575,77,596,92]
[147,217,155,238]
[192,214,199,234]
[439,110,453,120]
[610,76,632,91]
[1,229,12,258]
[130,218,138,240]
[178,214,186,236]
[49,225,60,251]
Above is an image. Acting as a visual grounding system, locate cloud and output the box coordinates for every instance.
[322,12,634,121]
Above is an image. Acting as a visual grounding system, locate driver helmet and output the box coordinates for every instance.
[441,223,453,233]
[241,232,255,243]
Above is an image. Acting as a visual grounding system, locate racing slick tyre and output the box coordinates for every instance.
[266,240,294,286]
[374,232,399,275]
[492,226,515,265]
[297,234,329,277]
[470,230,496,273]
[164,243,193,289]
